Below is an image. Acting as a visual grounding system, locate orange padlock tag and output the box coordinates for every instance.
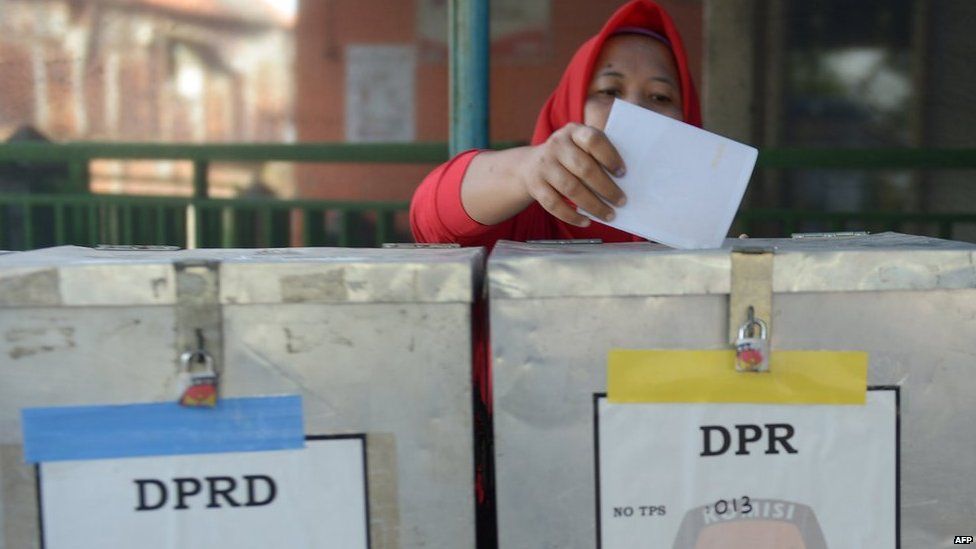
[178,350,219,407]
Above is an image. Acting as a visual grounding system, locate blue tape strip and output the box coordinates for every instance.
[21,395,304,463]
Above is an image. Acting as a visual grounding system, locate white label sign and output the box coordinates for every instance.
[596,389,898,548]
[39,436,369,549]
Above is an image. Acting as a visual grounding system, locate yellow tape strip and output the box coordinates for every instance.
[608,350,867,405]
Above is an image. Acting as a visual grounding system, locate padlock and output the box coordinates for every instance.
[735,318,769,372]
[178,350,218,407]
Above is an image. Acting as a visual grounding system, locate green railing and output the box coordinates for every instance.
[0,193,409,250]
[0,142,483,249]
[734,209,976,240]
[1,143,975,250]
[0,142,508,198]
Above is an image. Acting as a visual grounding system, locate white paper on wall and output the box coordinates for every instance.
[346,44,416,142]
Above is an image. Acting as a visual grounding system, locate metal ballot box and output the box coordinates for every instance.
[0,245,483,549]
[488,233,976,548]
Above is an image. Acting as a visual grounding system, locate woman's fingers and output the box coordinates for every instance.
[544,162,616,222]
[521,123,628,227]
[526,180,591,227]
[568,125,627,206]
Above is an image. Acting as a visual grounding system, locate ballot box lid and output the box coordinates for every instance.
[0,245,485,306]
[487,232,976,299]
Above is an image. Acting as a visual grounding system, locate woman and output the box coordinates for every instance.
[410,4,702,541]
[410,0,701,248]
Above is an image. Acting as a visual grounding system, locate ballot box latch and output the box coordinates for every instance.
[174,259,223,407]
[729,247,773,372]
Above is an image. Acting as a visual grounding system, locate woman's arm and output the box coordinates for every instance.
[460,123,628,227]
[410,123,627,244]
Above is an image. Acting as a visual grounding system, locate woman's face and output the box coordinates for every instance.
[584,34,683,130]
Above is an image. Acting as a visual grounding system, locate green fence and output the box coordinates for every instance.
[734,209,976,241]
[0,194,409,250]
[0,142,459,250]
[1,143,975,250]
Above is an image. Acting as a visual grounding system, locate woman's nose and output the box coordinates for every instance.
[622,93,644,108]
[622,93,654,112]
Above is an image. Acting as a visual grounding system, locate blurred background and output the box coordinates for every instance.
[0,0,974,249]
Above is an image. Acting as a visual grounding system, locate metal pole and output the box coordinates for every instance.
[188,160,208,249]
[193,160,209,199]
[449,0,490,156]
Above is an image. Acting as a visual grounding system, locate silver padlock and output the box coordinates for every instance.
[178,350,218,407]
[735,318,769,372]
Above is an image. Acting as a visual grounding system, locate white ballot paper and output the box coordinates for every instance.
[584,99,758,249]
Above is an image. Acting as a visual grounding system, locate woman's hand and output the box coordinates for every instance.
[517,123,627,227]
[457,125,627,228]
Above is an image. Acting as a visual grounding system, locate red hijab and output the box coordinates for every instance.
[531,0,701,145]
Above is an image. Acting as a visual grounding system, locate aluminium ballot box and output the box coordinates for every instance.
[488,233,976,549]
[0,245,483,549]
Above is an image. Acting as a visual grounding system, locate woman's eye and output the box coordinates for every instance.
[599,89,620,97]
[650,94,672,103]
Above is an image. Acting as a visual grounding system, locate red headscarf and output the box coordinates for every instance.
[531,0,701,145]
